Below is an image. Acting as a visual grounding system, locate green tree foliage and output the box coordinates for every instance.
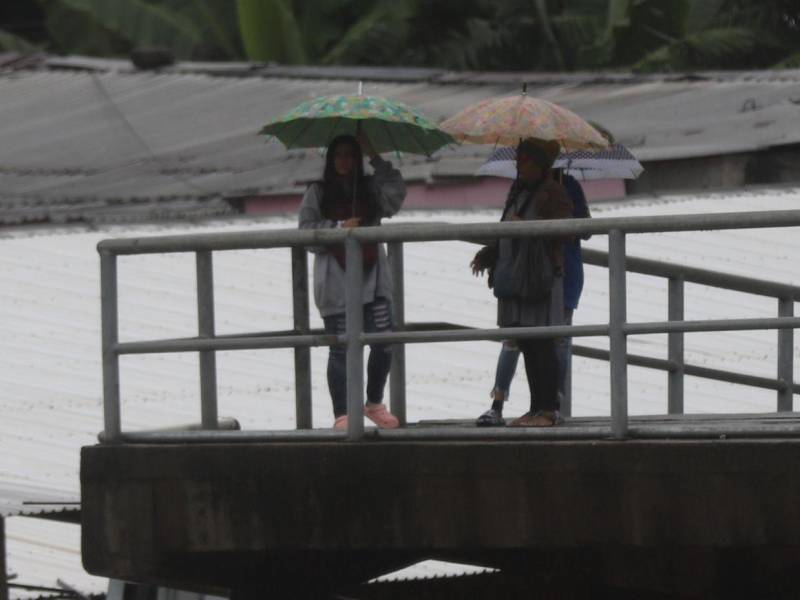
[632,0,800,71]
[14,0,242,60]
[237,0,306,63]
[1,0,798,72]
[0,29,35,52]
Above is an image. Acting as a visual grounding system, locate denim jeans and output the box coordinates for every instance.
[491,341,522,400]
[322,298,393,418]
[492,309,574,407]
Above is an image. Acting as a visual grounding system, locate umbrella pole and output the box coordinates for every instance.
[353,120,361,217]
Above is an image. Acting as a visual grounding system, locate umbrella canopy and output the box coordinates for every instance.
[477,144,644,181]
[260,94,454,156]
[440,91,608,151]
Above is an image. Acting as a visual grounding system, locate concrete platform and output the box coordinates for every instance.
[82,414,800,599]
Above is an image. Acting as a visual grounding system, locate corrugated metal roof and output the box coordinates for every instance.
[368,560,498,583]
[1,187,799,587]
[6,517,106,599]
[2,58,800,223]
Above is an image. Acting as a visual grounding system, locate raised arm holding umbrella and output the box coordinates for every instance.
[260,87,453,430]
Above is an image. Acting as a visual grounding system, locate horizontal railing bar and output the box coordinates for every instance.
[116,333,338,354]
[114,430,349,443]
[358,210,800,242]
[628,424,800,439]
[107,421,800,444]
[113,316,800,355]
[582,249,800,301]
[624,316,800,335]
[573,345,797,393]
[375,423,800,440]
[684,364,793,394]
[215,321,472,340]
[97,227,346,254]
[97,209,800,255]
[97,417,240,443]
[361,324,610,344]
[112,429,609,443]
[574,344,674,371]
[362,316,800,345]
[115,321,474,355]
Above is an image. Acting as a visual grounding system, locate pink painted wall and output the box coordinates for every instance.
[244,178,625,216]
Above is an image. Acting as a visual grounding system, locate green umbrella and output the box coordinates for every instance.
[260,93,454,156]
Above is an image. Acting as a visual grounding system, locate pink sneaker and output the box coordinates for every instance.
[333,415,348,431]
[364,402,400,429]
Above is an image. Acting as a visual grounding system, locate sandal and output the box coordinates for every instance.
[509,410,562,428]
[476,407,505,427]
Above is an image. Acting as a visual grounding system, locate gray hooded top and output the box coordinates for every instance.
[298,156,406,317]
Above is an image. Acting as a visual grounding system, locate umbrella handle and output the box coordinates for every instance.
[353,121,361,217]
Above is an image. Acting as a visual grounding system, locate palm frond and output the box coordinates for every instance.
[236,0,306,63]
[187,0,242,59]
[56,0,203,58]
[40,1,131,57]
[633,26,771,71]
[0,28,38,52]
[296,0,351,61]
[322,1,415,65]
[550,13,604,68]
[685,0,727,32]
[773,51,800,69]
[561,0,610,20]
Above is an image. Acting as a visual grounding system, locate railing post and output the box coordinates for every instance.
[292,247,313,429]
[100,250,121,443]
[778,297,794,412]
[196,250,218,430]
[388,241,407,426]
[0,516,7,600]
[668,275,685,414]
[608,229,628,439]
[345,236,365,440]
[562,317,573,417]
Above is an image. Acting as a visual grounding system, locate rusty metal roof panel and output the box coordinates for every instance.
[2,60,800,220]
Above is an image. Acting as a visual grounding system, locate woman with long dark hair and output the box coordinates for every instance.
[299,133,406,430]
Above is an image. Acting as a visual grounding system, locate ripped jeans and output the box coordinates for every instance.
[322,298,393,418]
[492,309,574,408]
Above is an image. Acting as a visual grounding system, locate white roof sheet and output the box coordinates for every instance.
[1,187,799,590]
[6,517,106,599]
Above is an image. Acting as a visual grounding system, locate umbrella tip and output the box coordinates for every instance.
[522,82,527,95]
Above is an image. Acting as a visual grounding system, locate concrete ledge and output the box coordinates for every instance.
[82,438,800,596]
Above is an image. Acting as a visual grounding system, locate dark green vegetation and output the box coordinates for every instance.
[1,0,798,72]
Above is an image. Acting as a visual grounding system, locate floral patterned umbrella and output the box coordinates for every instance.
[260,93,454,156]
[440,88,608,152]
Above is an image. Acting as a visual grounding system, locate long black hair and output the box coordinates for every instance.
[318,134,375,222]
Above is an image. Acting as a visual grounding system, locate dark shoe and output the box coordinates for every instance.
[509,410,563,427]
[476,408,505,427]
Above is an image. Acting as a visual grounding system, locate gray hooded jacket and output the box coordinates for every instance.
[298,157,406,317]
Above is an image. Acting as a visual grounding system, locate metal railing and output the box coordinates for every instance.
[98,210,800,443]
